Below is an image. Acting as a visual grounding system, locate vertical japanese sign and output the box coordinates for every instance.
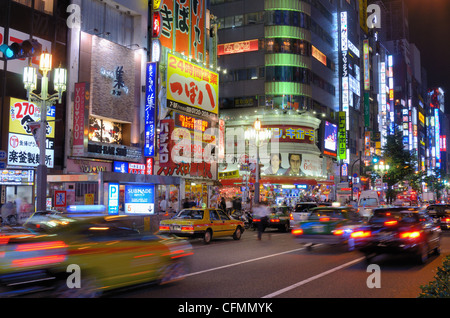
[73,82,89,156]
[363,40,370,91]
[159,119,175,168]
[144,62,157,157]
[159,0,206,61]
[338,111,347,160]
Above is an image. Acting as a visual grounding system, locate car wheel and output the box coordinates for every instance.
[53,275,101,298]
[233,226,242,240]
[159,261,187,285]
[417,242,429,264]
[364,253,375,264]
[433,241,441,256]
[203,229,212,244]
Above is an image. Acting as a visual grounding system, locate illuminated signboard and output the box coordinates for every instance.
[152,11,161,38]
[363,40,370,91]
[263,125,315,144]
[124,185,155,214]
[338,111,347,160]
[174,113,210,132]
[8,97,55,168]
[217,39,259,56]
[166,53,219,119]
[108,183,119,215]
[323,121,337,157]
[441,135,447,152]
[159,0,206,62]
[312,45,327,66]
[144,62,157,157]
[0,169,34,185]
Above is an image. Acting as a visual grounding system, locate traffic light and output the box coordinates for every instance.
[0,39,42,60]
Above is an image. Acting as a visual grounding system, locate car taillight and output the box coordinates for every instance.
[384,220,398,226]
[292,229,303,235]
[400,231,421,239]
[319,217,330,222]
[15,241,67,252]
[290,213,294,221]
[253,218,261,222]
[181,226,194,231]
[444,218,450,222]
[351,231,371,238]
[333,229,344,236]
[159,225,170,231]
[12,241,67,268]
[270,219,280,223]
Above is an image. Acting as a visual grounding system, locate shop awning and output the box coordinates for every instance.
[218,176,318,187]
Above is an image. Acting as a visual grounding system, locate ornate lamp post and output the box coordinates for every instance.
[23,51,66,211]
[244,118,272,204]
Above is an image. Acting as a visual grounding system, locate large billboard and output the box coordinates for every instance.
[166,53,219,120]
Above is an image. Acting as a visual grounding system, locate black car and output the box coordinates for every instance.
[253,205,291,232]
[352,207,441,264]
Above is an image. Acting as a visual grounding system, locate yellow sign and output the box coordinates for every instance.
[166,53,219,117]
[9,97,55,138]
[219,170,240,179]
[84,193,94,205]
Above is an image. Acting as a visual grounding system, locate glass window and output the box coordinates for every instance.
[210,210,220,221]
[235,15,243,27]
[14,0,53,15]
[217,210,230,221]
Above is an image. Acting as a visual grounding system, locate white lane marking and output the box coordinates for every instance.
[261,256,366,298]
[182,247,307,278]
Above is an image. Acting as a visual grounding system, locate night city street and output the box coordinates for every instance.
[1,0,450,305]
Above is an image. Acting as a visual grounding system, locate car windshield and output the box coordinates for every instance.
[295,204,316,212]
[308,209,346,220]
[271,207,289,215]
[174,209,204,220]
[359,198,378,206]
[371,210,420,224]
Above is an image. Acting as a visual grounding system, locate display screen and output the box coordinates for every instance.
[174,113,210,132]
[323,121,337,157]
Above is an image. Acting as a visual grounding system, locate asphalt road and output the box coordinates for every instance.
[110,228,450,300]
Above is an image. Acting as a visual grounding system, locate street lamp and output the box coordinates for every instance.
[374,160,389,190]
[23,50,67,211]
[244,118,272,204]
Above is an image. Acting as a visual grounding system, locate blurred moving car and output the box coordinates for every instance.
[351,207,441,264]
[291,206,364,251]
[289,202,318,229]
[0,214,193,297]
[159,208,245,244]
[253,205,291,232]
[426,204,450,230]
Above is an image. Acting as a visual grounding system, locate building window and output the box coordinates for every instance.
[13,0,54,15]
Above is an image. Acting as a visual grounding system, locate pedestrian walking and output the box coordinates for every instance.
[253,201,271,240]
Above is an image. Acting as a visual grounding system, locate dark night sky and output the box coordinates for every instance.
[407,0,450,110]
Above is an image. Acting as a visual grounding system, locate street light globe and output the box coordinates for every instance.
[23,64,37,91]
[53,67,67,92]
[39,50,52,73]
[254,118,261,131]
